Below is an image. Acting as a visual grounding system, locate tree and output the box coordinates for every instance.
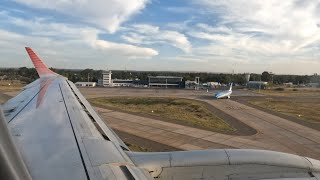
[261,71,271,82]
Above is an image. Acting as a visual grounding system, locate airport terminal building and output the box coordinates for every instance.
[97,71,184,88]
[148,76,184,88]
[112,79,133,87]
[75,82,96,87]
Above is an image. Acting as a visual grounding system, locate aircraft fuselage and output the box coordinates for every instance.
[214,90,232,99]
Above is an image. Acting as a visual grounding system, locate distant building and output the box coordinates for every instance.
[244,73,250,82]
[185,77,203,89]
[99,70,112,87]
[75,82,96,87]
[132,79,148,87]
[185,80,197,89]
[306,83,319,87]
[247,81,268,89]
[111,79,133,87]
[148,76,183,88]
[207,82,220,88]
[283,82,293,87]
[195,77,200,84]
[97,70,136,87]
[97,79,103,86]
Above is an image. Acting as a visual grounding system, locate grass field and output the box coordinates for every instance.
[249,98,320,123]
[0,81,23,104]
[0,81,24,92]
[255,88,320,97]
[89,97,234,132]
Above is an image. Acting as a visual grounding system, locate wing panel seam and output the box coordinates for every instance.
[65,81,112,142]
[59,84,90,180]
[8,79,53,123]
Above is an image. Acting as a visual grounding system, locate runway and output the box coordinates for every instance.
[79,87,320,159]
[94,98,320,159]
[203,99,320,159]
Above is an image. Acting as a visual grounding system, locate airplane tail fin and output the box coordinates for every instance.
[229,83,233,91]
[25,47,57,77]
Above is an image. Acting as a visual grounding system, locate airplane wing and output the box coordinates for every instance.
[1,48,152,180]
[1,48,320,180]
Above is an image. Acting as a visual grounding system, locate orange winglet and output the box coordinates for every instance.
[25,47,57,77]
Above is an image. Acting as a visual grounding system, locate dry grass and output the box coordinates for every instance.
[0,81,24,92]
[0,81,23,104]
[125,142,150,152]
[255,88,320,97]
[89,97,234,132]
[250,99,320,123]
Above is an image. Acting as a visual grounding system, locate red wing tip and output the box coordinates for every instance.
[25,47,57,77]
[25,47,33,52]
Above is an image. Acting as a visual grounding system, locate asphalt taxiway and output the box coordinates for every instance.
[81,88,320,159]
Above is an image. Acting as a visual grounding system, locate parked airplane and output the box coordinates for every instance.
[214,83,233,99]
[1,48,320,180]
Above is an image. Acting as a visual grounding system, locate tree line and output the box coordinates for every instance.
[0,67,316,85]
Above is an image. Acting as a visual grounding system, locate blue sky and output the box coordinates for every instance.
[0,0,319,74]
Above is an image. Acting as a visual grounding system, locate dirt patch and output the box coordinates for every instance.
[114,130,180,152]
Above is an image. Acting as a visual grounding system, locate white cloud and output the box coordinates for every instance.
[0,13,158,68]
[189,30,299,56]
[0,28,158,70]
[13,0,149,33]
[1,1,320,74]
[121,33,145,44]
[165,55,209,63]
[195,0,320,47]
[122,24,192,53]
[85,33,158,58]
[131,24,160,34]
[185,0,320,69]
[196,23,232,34]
